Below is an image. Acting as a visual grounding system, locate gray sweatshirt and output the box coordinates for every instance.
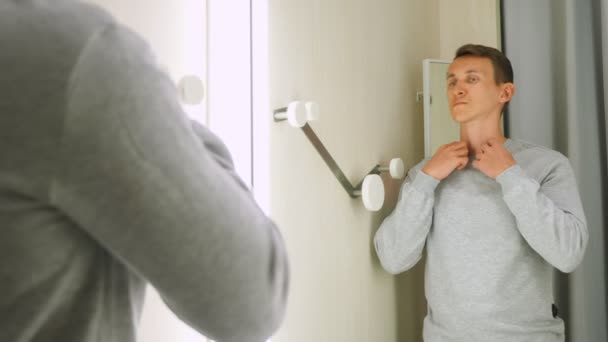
[0,1,288,341]
[375,138,588,341]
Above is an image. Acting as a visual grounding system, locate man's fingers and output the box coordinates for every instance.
[450,150,469,161]
[486,137,501,146]
[444,141,462,149]
[446,141,466,147]
[480,142,493,155]
[450,143,469,153]
[457,157,469,170]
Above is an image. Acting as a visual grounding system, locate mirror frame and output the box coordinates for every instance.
[422,59,452,158]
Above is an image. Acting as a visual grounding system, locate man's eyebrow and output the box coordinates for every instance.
[446,69,481,80]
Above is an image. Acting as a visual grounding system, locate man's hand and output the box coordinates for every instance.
[472,138,516,179]
[422,141,469,180]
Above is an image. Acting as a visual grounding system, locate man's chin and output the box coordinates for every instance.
[450,111,469,124]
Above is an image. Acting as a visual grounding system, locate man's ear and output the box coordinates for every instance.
[499,83,515,103]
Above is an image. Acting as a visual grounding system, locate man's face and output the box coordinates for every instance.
[446,56,510,124]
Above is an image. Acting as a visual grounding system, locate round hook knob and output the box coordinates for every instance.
[378,158,405,179]
[388,158,405,179]
[274,101,307,128]
[305,101,320,121]
[287,101,307,128]
[177,75,205,105]
[361,174,384,211]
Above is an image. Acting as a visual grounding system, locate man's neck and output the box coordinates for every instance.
[459,117,506,156]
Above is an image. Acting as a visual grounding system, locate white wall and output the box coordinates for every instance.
[264,0,439,340]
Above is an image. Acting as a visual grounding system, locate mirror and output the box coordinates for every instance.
[422,59,460,158]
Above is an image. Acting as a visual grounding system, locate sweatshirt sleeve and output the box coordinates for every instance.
[374,161,439,274]
[496,157,588,273]
[190,120,241,185]
[51,23,288,342]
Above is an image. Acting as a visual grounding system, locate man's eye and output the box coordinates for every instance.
[467,77,478,83]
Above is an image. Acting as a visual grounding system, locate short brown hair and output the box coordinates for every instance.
[454,44,513,84]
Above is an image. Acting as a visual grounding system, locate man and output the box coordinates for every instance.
[374,44,588,341]
[0,1,288,342]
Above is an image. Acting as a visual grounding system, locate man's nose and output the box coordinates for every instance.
[449,86,462,97]
[453,83,465,96]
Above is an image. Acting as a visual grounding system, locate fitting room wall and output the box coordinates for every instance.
[266,1,438,341]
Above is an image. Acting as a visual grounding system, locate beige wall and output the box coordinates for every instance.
[267,0,438,341]
[439,0,501,59]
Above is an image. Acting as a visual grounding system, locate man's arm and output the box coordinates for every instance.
[496,156,588,273]
[374,162,438,274]
[189,120,246,188]
[52,23,288,342]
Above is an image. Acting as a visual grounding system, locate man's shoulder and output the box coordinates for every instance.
[508,138,567,162]
[509,139,572,182]
[0,0,117,57]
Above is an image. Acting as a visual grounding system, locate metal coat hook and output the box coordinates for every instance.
[273,101,405,211]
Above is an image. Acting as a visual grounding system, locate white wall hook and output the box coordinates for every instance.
[273,115,392,211]
[274,101,307,128]
[355,174,384,211]
[305,101,320,121]
[177,75,205,105]
[378,158,405,179]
